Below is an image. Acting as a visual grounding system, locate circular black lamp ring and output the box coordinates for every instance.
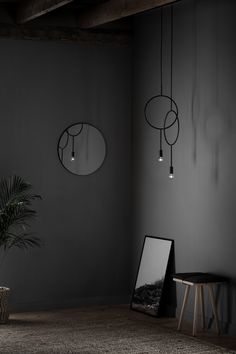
[144,94,179,131]
[163,110,180,146]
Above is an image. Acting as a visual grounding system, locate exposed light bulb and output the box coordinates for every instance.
[169,166,174,179]
[71,152,75,161]
[158,149,163,162]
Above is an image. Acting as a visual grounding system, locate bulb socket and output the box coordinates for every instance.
[169,166,174,179]
[158,149,163,162]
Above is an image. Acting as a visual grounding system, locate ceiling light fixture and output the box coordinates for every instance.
[144,4,180,179]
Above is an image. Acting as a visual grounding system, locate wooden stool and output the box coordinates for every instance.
[173,272,227,336]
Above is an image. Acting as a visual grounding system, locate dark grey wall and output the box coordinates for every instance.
[0,39,132,310]
[132,0,236,334]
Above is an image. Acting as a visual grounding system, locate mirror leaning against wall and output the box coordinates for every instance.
[131,236,173,317]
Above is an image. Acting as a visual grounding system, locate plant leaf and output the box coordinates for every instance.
[0,175,42,252]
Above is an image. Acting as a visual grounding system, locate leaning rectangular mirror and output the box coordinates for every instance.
[131,236,173,317]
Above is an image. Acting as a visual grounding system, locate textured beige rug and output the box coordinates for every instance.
[0,305,235,354]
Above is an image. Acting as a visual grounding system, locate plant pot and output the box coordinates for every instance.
[0,287,10,324]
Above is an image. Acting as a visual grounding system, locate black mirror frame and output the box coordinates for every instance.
[130,235,174,317]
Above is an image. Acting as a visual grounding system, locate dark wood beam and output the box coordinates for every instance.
[78,0,179,29]
[0,23,131,46]
[17,0,74,24]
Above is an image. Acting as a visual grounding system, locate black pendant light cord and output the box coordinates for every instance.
[72,136,75,153]
[170,4,173,166]
[160,129,163,152]
[170,5,173,111]
[159,7,164,152]
[144,3,180,177]
[163,4,180,178]
[160,7,163,95]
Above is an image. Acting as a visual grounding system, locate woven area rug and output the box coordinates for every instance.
[0,305,235,354]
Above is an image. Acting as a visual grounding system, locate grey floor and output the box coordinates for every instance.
[153,316,236,352]
[1,305,235,353]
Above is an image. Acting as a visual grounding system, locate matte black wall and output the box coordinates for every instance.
[132,0,236,334]
[0,39,132,310]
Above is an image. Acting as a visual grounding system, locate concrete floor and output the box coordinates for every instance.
[6,305,236,352]
[155,316,236,352]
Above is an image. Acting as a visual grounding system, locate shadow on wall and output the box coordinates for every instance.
[202,107,232,185]
[190,0,234,185]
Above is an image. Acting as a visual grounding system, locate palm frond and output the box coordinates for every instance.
[0,176,41,210]
[0,175,42,252]
[1,232,41,250]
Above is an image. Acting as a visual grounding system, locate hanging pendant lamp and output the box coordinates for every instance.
[144,4,180,179]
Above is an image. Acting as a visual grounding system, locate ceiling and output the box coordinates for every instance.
[0,0,108,23]
[0,0,179,45]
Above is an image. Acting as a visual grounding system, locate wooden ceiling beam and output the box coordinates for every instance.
[0,23,131,46]
[17,0,74,24]
[78,0,179,29]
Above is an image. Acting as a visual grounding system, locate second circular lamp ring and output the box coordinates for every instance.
[163,110,180,146]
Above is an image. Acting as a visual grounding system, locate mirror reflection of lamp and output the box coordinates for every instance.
[58,124,84,163]
[69,124,84,162]
[58,123,106,176]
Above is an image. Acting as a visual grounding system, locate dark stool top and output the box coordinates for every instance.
[173,272,228,284]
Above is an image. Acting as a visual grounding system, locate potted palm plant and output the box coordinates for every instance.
[0,175,41,323]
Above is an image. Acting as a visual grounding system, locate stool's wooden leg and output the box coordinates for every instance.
[199,285,205,329]
[208,284,220,335]
[177,284,190,331]
[193,285,200,336]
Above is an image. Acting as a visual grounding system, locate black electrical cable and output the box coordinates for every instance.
[160,7,163,95]
[170,4,173,110]
[144,4,180,176]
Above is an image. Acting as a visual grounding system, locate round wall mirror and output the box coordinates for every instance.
[57,123,106,176]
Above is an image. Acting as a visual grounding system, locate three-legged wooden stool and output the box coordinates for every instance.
[173,273,227,336]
